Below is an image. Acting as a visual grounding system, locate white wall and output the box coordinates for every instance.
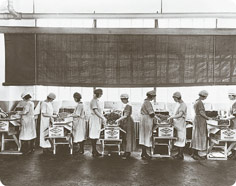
[0,0,236,105]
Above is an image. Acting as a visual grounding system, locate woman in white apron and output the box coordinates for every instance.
[18,92,36,154]
[139,90,156,160]
[89,89,106,157]
[40,93,57,154]
[168,92,187,160]
[71,92,86,154]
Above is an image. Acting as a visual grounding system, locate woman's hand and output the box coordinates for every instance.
[167,116,173,121]
[52,114,58,118]
[102,117,107,124]
[50,117,54,122]
[115,119,120,125]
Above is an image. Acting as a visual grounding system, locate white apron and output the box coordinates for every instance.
[40,101,53,148]
[173,103,187,147]
[19,101,36,141]
[89,98,102,139]
[229,101,236,150]
[73,103,87,143]
[139,114,153,147]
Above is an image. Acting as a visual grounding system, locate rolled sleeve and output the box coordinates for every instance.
[146,102,154,115]
[91,99,98,110]
[41,102,47,114]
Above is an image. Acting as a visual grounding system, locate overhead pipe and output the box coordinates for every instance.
[1,12,236,20]
[7,0,21,19]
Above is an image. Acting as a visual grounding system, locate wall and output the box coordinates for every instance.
[0,0,236,112]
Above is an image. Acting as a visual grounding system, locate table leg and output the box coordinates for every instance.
[168,140,171,156]
[12,135,20,151]
[53,138,56,155]
[227,142,236,155]
[102,140,104,156]
[1,133,5,151]
[225,142,228,160]
[207,141,215,154]
[118,143,120,156]
[70,137,73,155]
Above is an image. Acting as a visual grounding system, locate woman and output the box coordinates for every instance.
[168,92,187,160]
[71,92,86,154]
[227,90,236,159]
[139,90,156,160]
[89,89,106,157]
[18,92,36,154]
[191,90,211,160]
[40,92,57,154]
[116,94,136,159]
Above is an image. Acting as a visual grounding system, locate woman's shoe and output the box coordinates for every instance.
[200,155,207,160]
[79,148,84,154]
[92,151,102,157]
[142,154,152,160]
[173,153,180,159]
[122,154,127,160]
[173,154,184,160]
[191,154,202,160]
[126,152,131,158]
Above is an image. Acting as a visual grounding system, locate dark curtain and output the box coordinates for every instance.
[4,34,36,85]
[4,33,236,87]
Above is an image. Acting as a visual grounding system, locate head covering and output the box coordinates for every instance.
[228,89,236,96]
[48,92,56,100]
[173,92,181,99]
[120,93,129,99]
[73,92,82,100]
[146,90,156,96]
[94,89,103,95]
[199,90,208,97]
[21,92,31,99]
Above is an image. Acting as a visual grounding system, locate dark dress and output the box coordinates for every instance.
[191,99,208,151]
[120,104,136,152]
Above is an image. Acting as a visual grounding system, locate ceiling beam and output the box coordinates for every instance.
[1,13,236,19]
[1,26,236,35]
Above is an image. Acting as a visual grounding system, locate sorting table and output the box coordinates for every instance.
[0,117,22,155]
[45,120,73,155]
[207,138,236,160]
[207,119,234,160]
[100,125,126,156]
